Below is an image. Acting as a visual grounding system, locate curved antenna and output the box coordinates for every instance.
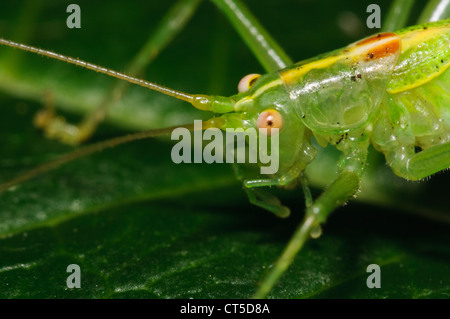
[0,120,217,194]
[0,38,236,113]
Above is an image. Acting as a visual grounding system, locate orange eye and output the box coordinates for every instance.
[257,109,283,136]
[238,73,261,93]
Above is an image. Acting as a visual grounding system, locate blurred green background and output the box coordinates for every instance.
[0,0,448,298]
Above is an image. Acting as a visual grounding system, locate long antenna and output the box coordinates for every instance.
[0,38,236,112]
[0,120,218,194]
[0,38,194,103]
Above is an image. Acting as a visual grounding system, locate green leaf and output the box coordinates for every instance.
[0,0,449,298]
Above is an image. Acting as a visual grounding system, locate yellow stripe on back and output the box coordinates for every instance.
[388,22,450,94]
[280,56,340,84]
[280,32,401,85]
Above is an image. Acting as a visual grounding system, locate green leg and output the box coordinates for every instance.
[245,188,290,218]
[210,0,292,72]
[243,173,313,218]
[254,145,367,298]
[418,0,450,23]
[239,159,315,218]
[231,162,294,218]
[387,142,450,180]
[299,172,313,208]
[245,173,314,218]
[36,0,201,145]
[382,0,415,32]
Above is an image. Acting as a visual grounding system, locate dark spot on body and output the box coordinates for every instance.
[267,120,273,126]
[249,77,258,86]
[377,34,381,38]
[362,36,400,61]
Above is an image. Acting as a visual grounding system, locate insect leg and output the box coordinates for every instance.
[35,0,202,145]
[245,188,290,218]
[254,144,368,298]
[245,171,311,218]
[240,158,314,218]
[299,172,313,208]
[387,142,450,180]
[231,163,294,218]
[210,0,292,72]
[0,122,200,194]
[418,0,450,23]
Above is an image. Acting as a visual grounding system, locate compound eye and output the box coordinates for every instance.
[257,109,283,136]
[238,73,261,93]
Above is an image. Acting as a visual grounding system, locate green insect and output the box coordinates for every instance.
[0,0,449,298]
